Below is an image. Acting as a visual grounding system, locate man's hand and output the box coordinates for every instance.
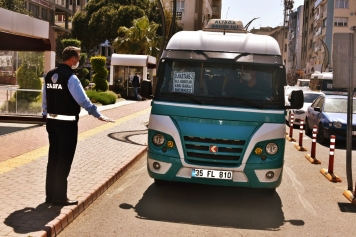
[98,115,115,123]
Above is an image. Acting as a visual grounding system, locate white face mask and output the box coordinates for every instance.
[242,72,251,81]
[72,61,79,69]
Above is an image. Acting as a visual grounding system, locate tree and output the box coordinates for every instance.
[113,16,160,57]
[0,0,30,15]
[71,0,159,50]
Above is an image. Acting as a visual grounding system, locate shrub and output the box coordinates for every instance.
[61,38,81,48]
[16,64,42,102]
[86,90,117,105]
[90,56,108,92]
[112,79,125,96]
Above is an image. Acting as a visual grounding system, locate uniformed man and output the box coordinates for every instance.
[42,46,114,206]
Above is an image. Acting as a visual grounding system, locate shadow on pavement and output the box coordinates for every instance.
[0,123,42,136]
[108,129,147,146]
[4,203,62,234]
[338,203,356,213]
[120,183,305,231]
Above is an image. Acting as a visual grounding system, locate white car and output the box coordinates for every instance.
[285,91,324,126]
[295,79,310,87]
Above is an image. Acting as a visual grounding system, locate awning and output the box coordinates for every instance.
[0,30,55,51]
[0,8,55,51]
[111,54,156,69]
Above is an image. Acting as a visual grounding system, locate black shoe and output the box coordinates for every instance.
[52,199,78,206]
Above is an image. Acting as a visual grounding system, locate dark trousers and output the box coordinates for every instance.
[45,119,78,202]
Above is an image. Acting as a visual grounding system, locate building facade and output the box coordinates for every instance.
[163,0,222,31]
[286,5,304,84]
[300,0,356,78]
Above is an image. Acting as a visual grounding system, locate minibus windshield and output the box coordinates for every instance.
[157,60,283,108]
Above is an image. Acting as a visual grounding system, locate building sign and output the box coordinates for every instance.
[30,0,55,10]
[205,20,243,31]
[173,71,195,94]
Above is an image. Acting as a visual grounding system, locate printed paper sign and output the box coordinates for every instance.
[173,72,195,94]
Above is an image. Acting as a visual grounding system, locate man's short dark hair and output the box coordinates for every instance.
[62,46,80,61]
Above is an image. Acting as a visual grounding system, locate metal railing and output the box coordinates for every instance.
[0,86,42,115]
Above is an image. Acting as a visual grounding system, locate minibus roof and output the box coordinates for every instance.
[166,30,281,56]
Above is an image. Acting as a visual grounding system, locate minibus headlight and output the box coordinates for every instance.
[265,143,278,155]
[152,134,165,146]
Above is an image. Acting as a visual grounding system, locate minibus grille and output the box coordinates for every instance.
[183,136,245,165]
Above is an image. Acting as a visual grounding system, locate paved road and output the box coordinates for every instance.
[59,125,356,237]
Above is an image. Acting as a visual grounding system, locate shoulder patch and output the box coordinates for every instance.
[51,73,58,84]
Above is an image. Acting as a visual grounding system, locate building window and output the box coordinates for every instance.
[284,44,287,52]
[334,17,348,26]
[173,0,185,12]
[42,8,48,21]
[48,10,54,23]
[335,0,349,8]
[285,32,288,39]
[29,3,40,18]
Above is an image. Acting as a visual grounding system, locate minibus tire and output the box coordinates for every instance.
[154,179,170,185]
[265,188,276,195]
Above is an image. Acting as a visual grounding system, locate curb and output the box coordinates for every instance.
[39,147,147,237]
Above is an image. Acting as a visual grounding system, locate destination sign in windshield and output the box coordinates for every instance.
[173,72,195,94]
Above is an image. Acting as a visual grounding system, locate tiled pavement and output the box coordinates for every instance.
[0,100,151,236]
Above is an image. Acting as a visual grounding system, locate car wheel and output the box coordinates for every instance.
[305,118,312,136]
[317,124,327,144]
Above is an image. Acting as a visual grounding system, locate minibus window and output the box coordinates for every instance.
[157,60,283,108]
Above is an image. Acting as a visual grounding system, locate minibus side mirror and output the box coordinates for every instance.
[285,90,303,109]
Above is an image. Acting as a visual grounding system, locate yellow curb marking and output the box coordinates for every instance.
[0,108,151,175]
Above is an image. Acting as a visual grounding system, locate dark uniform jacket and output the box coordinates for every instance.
[44,64,80,116]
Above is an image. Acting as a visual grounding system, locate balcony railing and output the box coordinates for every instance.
[315,27,321,37]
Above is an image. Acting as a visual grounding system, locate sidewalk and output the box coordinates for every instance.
[0,100,151,236]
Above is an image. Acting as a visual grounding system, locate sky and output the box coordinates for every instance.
[221,0,305,30]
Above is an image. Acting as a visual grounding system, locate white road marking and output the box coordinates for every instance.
[284,166,317,217]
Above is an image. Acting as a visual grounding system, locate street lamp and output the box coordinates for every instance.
[319,38,329,72]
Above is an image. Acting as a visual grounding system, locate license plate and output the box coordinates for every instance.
[192,168,233,180]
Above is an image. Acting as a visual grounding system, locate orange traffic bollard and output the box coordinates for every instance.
[305,125,321,164]
[286,114,296,142]
[294,119,307,151]
[343,182,356,206]
[320,135,341,182]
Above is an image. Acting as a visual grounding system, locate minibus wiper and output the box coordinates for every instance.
[217,96,264,109]
[160,92,205,105]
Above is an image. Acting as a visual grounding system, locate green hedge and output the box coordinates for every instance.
[86,90,117,105]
